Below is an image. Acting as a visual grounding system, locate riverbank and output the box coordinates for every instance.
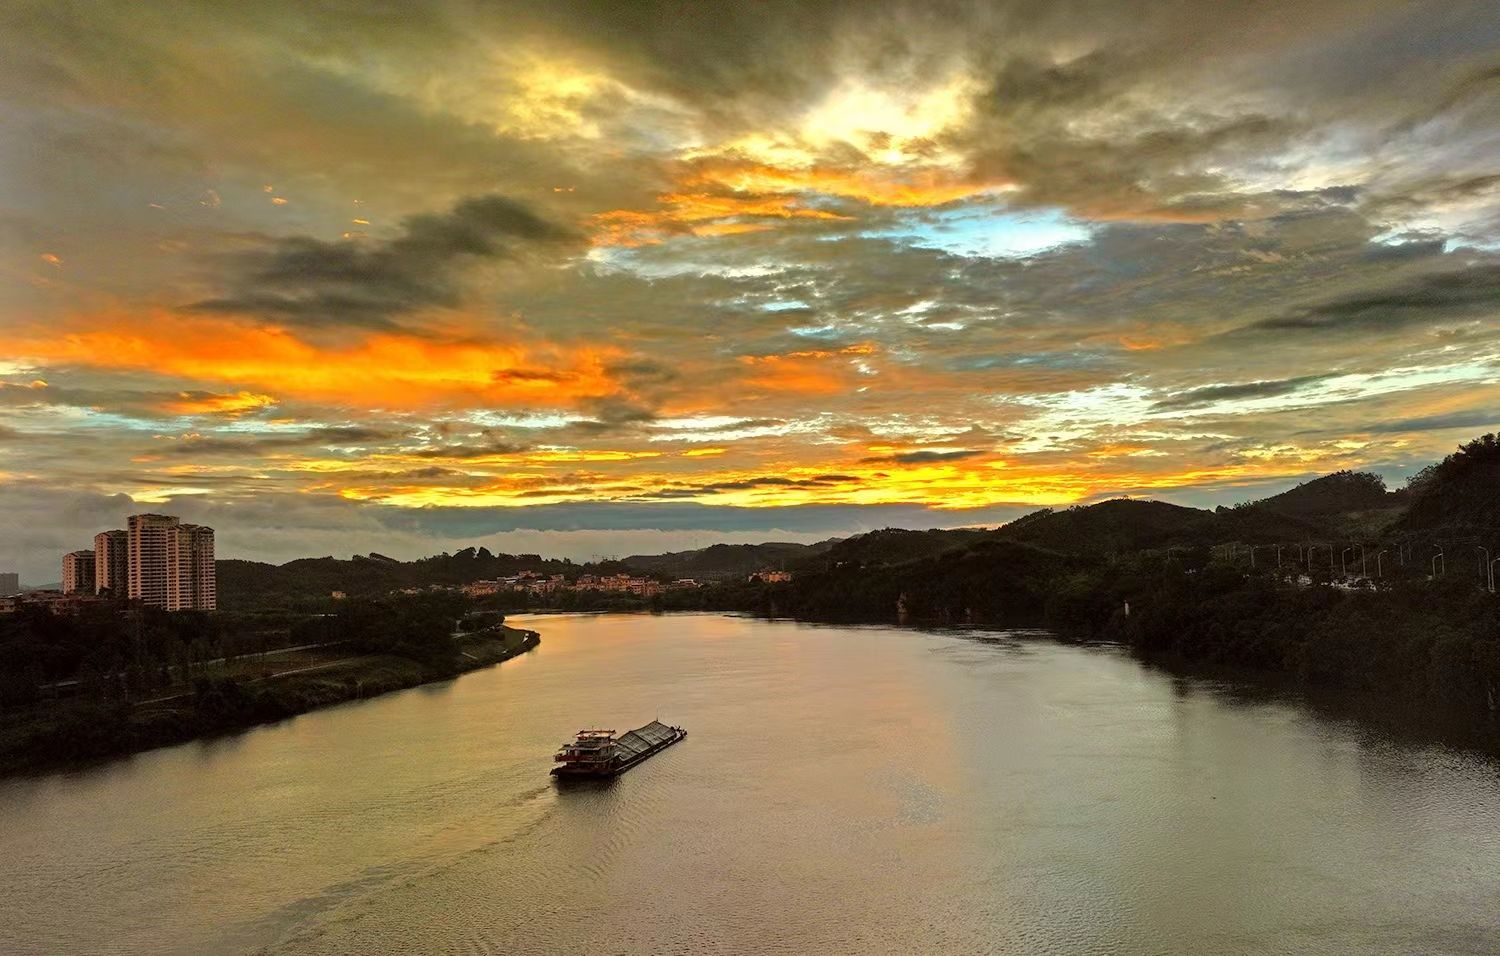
[0,624,539,779]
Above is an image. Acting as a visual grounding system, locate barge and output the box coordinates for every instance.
[551,720,687,778]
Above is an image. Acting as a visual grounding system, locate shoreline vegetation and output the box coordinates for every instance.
[0,596,539,778]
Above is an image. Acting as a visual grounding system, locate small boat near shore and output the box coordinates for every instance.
[551,720,687,778]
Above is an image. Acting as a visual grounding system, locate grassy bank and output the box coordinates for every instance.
[0,625,539,779]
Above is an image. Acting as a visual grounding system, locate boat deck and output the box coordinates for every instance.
[613,721,679,762]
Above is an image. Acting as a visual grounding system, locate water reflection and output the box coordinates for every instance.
[0,613,1496,956]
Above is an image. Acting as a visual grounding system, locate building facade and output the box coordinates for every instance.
[168,523,216,611]
[94,529,128,595]
[128,514,216,610]
[128,513,176,608]
[62,550,97,595]
[0,572,17,596]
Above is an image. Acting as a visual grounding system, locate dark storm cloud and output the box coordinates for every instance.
[1365,410,1500,434]
[861,449,986,464]
[1387,62,1500,136]
[653,474,864,496]
[604,360,680,387]
[409,436,532,460]
[161,425,407,456]
[1248,264,1500,334]
[960,48,1294,219]
[1152,375,1337,410]
[188,194,581,329]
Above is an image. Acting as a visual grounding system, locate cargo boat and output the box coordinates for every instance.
[551,720,687,778]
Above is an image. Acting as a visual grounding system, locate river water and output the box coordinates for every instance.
[1,613,1498,955]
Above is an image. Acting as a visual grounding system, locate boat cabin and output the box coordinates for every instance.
[554,729,619,772]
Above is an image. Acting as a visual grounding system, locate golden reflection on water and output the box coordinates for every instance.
[1,614,1498,955]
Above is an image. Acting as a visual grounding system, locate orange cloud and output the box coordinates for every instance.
[6,312,626,409]
[738,344,878,395]
[683,159,1003,208]
[592,190,848,246]
[166,390,278,416]
[589,156,1004,246]
[316,449,1330,513]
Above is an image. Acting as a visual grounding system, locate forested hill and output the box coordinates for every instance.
[218,548,579,609]
[1245,470,1393,518]
[619,540,835,579]
[1399,433,1500,534]
[995,499,1208,555]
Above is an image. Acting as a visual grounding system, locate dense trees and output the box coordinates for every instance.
[0,605,227,708]
[1401,433,1500,533]
[0,593,530,774]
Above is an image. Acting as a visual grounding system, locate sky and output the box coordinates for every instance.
[2,0,1500,580]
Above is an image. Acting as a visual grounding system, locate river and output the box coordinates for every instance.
[1,613,1497,955]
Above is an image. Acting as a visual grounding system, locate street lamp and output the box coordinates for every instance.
[1431,545,1445,578]
[1376,550,1388,579]
[1478,546,1491,584]
[1490,557,1499,593]
[1341,547,1354,579]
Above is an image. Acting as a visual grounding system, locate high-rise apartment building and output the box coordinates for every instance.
[168,523,216,611]
[0,572,18,596]
[126,515,216,610]
[128,513,177,608]
[94,529,128,595]
[63,550,97,594]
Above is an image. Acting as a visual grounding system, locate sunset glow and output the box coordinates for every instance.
[2,0,1498,573]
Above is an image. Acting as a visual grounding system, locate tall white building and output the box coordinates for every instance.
[168,523,216,611]
[63,550,97,595]
[94,529,128,595]
[128,513,175,608]
[128,514,216,610]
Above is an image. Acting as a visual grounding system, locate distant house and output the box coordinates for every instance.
[749,570,792,583]
[0,590,104,615]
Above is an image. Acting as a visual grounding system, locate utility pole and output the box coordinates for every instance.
[1478,546,1491,585]
[1359,545,1366,578]
[1490,557,1499,593]
[1275,545,1282,568]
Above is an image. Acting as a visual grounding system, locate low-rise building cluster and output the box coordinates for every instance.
[386,570,703,601]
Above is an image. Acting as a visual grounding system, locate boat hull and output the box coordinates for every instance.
[551,722,686,778]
